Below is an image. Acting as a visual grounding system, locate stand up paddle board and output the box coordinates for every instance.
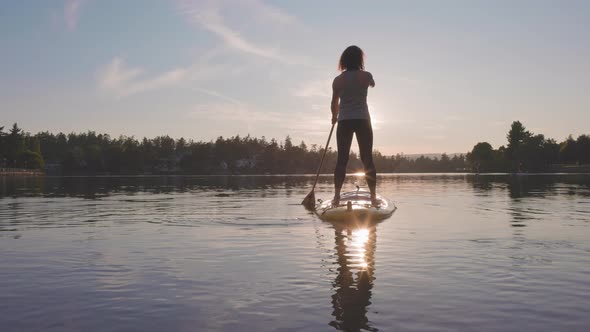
[315,190,396,222]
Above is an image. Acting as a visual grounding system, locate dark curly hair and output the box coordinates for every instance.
[338,45,365,71]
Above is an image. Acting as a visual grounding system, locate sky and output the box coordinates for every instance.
[1,0,589,154]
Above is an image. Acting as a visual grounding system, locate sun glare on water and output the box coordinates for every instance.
[345,228,371,270]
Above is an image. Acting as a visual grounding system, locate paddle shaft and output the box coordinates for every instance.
[310,122,336,192]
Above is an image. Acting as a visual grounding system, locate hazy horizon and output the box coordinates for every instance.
[1,0,589,154]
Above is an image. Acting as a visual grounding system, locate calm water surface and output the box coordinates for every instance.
[1,174,589,331]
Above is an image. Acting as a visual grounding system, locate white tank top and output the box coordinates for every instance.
[338,70,371,121]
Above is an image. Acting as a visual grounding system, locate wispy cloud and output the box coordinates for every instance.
[97,57,187,97]
[95,1,313,98]
[187,102,331,140]
[191,87,243,105]
[178,0,309,65]
[245,0,298,25]
[64,0,84,31]
[96,47,249,98]
[188,102,279,123]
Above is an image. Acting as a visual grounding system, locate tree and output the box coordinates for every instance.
[468,142,494,172]
[506,121,530,170]
[576,135,590,164]
[284,135,293,151]
[2,121,584,175]
[299,140,307,152]
[541,138,560,167]
[6,123,25,166]
[85,144,104,172]
[30,137,42,155]
[507,121,529,149]
[519,134,547,171]
[439,153,452,172]
[0,126,5,161]
[176,137,187,154]
[20,150,45,170]
[559,135,577,164]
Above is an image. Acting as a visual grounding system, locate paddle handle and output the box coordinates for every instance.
[310,122,335,192]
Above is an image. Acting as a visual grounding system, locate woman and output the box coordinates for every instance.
[331,45,377,205]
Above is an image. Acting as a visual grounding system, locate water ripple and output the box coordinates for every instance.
[1,174,590,331]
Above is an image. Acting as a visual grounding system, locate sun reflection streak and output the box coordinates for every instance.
[329,225,377,331]
[341,227,372,270]
[350,228,370,270]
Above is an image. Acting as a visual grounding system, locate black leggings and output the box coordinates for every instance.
[334,119,376,194]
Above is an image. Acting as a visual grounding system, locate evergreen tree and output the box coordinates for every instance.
[506,121,530,171]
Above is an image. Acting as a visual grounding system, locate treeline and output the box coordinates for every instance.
[0,124,45,170]
[0,123,467,174]
[467,121,590,172]
[2,121,587,175]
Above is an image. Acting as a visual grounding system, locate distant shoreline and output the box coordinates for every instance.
[3,171,590,178]
[0,169,44,176]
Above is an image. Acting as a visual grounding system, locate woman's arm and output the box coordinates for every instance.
[367,72,375,88]
[331,77,340,124]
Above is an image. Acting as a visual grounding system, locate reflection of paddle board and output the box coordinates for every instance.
[315,190,396,222]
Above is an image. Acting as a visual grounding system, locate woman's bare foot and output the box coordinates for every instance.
[371,195,380,207]
[332,195,340,207]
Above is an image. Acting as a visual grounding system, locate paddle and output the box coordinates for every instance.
[302,122,336,210]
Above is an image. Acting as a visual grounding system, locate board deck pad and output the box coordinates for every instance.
[315,190,396,222]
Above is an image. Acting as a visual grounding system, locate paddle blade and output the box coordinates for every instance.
[301,190,316,211]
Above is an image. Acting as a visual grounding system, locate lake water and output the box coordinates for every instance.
[1,174,589,332]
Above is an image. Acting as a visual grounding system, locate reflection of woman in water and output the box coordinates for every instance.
[331,46,377,206]
[329,225,378,331]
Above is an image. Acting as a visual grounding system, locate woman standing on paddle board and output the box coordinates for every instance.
[331,45,377,205]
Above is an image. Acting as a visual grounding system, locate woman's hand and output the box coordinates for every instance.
[331,114,338,125]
